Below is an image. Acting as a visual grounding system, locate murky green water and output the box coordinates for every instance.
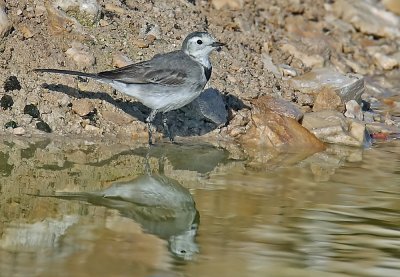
[0,137,399,277]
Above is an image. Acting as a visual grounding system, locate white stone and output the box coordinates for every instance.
[112,53,133,68]
[302,111,369,147]
[65,42,96,69]
[289,68,365,104]
[12,127,26,136]
[54,0,101,24]
[344,100,363,121]
[0,6,12,38]
[334,0,400,38]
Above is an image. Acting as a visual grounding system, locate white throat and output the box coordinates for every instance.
[185,50,211,69]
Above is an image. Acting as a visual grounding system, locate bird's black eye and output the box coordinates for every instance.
[197,40,203,45]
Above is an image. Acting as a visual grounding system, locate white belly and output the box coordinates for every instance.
[110,81,204,112]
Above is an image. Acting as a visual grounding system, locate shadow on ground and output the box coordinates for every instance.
[42,82,248,138]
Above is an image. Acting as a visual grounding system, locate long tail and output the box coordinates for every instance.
[34,68,102,80]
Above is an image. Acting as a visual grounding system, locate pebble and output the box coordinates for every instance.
[104,3,125,15]
[375,53,398,70]
[252,95,304,122]
[19,24,34,39]
[99,19,109,27]
[139,22,161,39]
[333,0,400,38]
[54,0,101,25]
[289,68,365,105]
[344,100,363,121]
[0,95,14,110]
[13,127,26,136]
[262,53,282,79]
[133,39,150,49]
[383,0,400,15]
[23,104,40,118]
[0,5,12,38]
[281,42,325,68]
[211,0,244,10]
[4,121,17,129]
[84,124,101,133]
[4,76,22,92]
[279,64,298,77]
[112,53,133,68]
[36,121,52,133]
[313,87,344,112]
[71,99,94,116]
[302,111,369,147]
[66,42,96,69]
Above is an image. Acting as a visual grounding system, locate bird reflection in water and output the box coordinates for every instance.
[46,157,200,260]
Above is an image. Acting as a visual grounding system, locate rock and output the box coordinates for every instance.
[84,124,101,133]
[211,0,243,10]
[367,47,399,70]
[4,76,21,92]
[0,95,14,110]
[4,121,17,129]
[99,19,109,27]
[45,3,86,36]
[195,88,228,126]
[281,42,325,68]
[19,24,34,39]
[35,4,46,17]
[373,53,399,70]
[251,95,303,121]
[133,39,150,49]
[53,0,101,26]
[302,111,370,147]
[0,5,12,38]
[139,22,161,40]
[333,0,400,38]
[112,53,133,68]
[71,99,94,116]
[365,122,400,136]
[104,3,125,15]
[239,99,324,152]
[262,53,282,79]
[36,121,52,133]
[313,87,344,112]
[282,17,337,69]
[289,68,365,105]
[101,110,134,125]
[24,104,40,118]
[12,127,26,136]
[363,111,375,123]
[344,100,363,121]
[279,64,298,77]
[383,0,400,15]
[65,42,96,69]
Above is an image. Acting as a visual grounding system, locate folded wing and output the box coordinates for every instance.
[98,59,187,86]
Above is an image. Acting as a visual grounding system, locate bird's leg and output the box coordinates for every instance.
[162,113,175,143]
[146,109,158,145]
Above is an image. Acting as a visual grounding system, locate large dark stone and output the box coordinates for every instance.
[0,95,14,110]
[4,121,17,129]
[24,104,40,118]
[4,76,21,92]
[36,120,52,133]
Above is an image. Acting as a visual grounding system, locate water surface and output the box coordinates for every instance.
[0,137,399,277]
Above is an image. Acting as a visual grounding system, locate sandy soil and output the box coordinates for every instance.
[0,0,399,143]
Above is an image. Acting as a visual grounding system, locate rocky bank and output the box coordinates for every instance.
[0,0,399,156]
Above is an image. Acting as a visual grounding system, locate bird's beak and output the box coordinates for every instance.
[211,42,225,48]
[212,41,225,52]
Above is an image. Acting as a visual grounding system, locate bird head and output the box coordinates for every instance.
[182,32,225,65]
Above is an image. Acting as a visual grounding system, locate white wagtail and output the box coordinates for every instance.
[35,32,225,144]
